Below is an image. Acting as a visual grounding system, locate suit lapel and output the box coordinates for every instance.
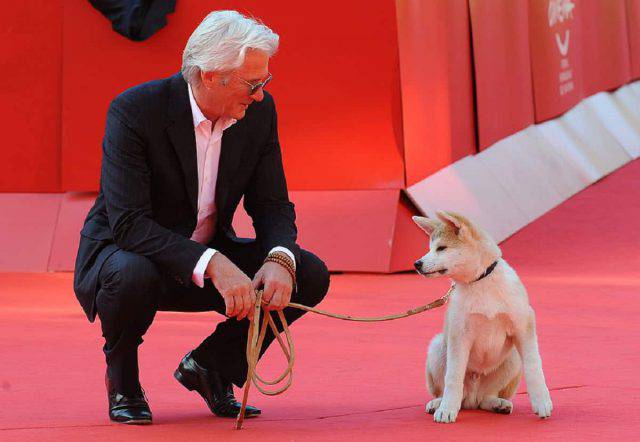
[165,73,248,220]
[216,120,247,215]
[166,74,198,215]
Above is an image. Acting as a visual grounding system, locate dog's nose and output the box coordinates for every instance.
[414,260,422,270]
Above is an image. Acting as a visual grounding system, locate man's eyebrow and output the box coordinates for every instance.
[247,73,270,83]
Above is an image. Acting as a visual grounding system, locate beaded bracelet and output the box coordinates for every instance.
[265,254,295,277]
[264,251,297,290]
[266,251,295,269]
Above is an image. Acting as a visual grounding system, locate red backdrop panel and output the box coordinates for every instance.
[626,0,640,80]
[581,0,631,96]
[529,0,586,121]
[0,1,62,192]
[62,0,404,191]
[45,190,424,272]
[389,194,429,272]
[232,190,404,272]
[48,193,96,271]
[0,194,61,271]
[469,0,535,150]
[396,0,476,186]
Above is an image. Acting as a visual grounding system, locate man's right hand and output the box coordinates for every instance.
[207,253,255,321]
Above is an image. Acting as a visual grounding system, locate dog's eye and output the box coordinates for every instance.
[436,246,447,252]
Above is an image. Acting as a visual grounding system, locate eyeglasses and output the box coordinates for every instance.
[235,73,273,95]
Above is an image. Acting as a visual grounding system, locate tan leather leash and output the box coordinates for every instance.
[234,284,455,430]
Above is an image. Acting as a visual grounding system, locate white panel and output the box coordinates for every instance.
[476,130,564,224]
[612,85,640,132]
[406,155,528,243]
[629,80,640,99]
[559,101,631,174]
[407,83,638,247]
[584,92,640,158]
[534,119,601,185]
[527,125,596,197]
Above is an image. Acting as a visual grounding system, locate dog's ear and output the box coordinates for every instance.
[435,211,465,237]
[412,216,438,235]
[436,211,480,240]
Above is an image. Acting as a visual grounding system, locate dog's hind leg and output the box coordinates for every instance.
[478,349,522,414]
[425,333,446,414]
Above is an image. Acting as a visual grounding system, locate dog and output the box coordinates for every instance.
[413,211,552,423]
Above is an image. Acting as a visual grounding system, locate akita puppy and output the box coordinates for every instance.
[413,212,552,423]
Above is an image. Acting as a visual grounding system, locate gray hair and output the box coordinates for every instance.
[181,10,279,84]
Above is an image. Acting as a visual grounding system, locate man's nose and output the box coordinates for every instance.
[250,88,264,102]
[414,260,422,270]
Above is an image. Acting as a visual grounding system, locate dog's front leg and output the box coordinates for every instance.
[434,333,470,423]
[515,312,552,418]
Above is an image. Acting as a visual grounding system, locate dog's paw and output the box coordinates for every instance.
[426,398,441,414]
[434,405,459,423]
[481,397,513,414]
[532,397,553,419]
[492,399,513,415]
[530,390,553,418]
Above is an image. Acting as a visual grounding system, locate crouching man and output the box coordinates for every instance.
[73,10,330,424]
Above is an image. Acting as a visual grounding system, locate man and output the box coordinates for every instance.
[73,10,330,425]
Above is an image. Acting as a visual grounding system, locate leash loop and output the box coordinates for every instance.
[234,284,454,429]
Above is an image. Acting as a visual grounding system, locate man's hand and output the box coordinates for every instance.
[252,261,293,311]
[207,253,255,320]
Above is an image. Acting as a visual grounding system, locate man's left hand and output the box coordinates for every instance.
[252,261,293,311]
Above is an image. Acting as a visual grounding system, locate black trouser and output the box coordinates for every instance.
[95,237,330,396]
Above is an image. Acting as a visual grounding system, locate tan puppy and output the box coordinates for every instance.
[413,212,552,423]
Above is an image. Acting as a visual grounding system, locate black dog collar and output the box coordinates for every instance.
[473,260,499,283]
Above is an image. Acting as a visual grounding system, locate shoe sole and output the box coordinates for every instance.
[111,418,152,425]
[174,368,260,418]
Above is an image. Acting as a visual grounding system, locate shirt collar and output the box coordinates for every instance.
[187,83,237,131]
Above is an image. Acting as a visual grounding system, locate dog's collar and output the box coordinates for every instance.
[472,260,499,283]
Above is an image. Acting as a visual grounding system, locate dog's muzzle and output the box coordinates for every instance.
[414,260,447,276]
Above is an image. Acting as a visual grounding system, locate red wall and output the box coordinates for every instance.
[0,1,62,192]
[529,0,586,122]
[469,0,535,150]
[581,0,631,96]
[626,0,640,80]
[61,0,405,191]
[2,1,639,193]
[396,0,476,186]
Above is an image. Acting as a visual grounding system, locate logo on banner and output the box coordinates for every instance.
[548,0,575,96]
[548,0,575,26]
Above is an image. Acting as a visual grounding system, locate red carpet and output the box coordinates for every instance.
[1,160,639,440]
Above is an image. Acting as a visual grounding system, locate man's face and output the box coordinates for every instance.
[200,49,270,120]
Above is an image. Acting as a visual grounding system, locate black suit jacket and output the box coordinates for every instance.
[74,73,299,322]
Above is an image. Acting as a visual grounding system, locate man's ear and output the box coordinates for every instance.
[412,216,439,236]
[200,70,225,89]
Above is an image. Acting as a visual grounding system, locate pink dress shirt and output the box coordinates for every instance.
[188,85,295,287]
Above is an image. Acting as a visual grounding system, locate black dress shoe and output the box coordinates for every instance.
[174,351,261,418]
[106,373,152,425]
